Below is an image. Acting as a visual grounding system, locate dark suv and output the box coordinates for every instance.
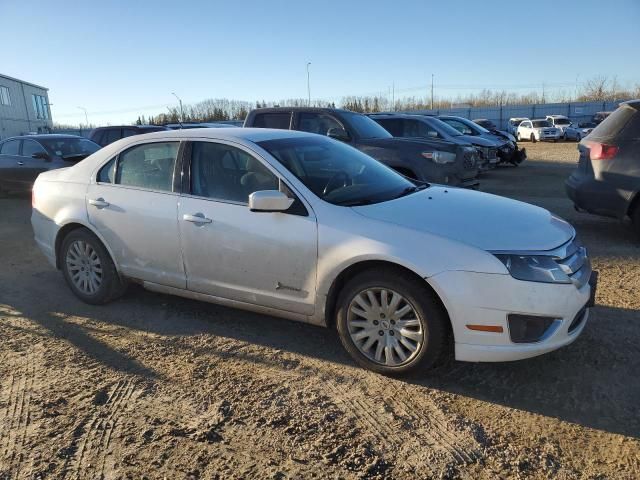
[243,107,479,188]
[371,113,500,170]
[566,100,640,238]
[88,125,169,147]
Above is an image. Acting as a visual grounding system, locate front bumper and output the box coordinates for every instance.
[427,270,593,362]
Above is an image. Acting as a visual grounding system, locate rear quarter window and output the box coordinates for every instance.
[590,105,639,141]
[252,113,292,129]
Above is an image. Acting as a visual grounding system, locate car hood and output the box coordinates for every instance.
[352,186,574,251]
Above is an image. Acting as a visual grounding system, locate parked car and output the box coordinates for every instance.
[592,111,612,125]
[545,115,573,139]
[564,122,597,141]
[516,119,561,142]
[244,107,480,188]
[89,125,169,147]
[0,135,100,195]
[371,113,495,170]
[566,100,640,238]
[31,128,596,374]
[507,117,528,135]
[437,116,526,165]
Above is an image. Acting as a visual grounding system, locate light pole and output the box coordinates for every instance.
[171,92,184,123]
[430,74,434,110]
[77,106,89,128]
[306,62,311,106]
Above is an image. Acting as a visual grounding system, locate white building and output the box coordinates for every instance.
[0,73,52,140]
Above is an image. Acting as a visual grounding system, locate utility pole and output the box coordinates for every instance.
[575,74,580,101]
[392,82,395,111]
[431,74,434,110]
[77,106,89,127]
[306,62,312,106]
[541,83,546,104]
[171,92,184,123]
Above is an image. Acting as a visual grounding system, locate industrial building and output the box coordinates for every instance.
[0,73,52,140]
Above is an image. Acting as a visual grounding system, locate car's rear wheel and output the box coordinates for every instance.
[530,133,537,143]
[335,268,447,375]
[61,228,126,304]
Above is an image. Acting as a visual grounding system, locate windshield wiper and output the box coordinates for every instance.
[393,184,428,199]
[339,198,377,207]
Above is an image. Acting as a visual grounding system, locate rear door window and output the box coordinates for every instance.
[0,139,20,155]
[122,128,139,138]
[115,142,179,192]
[375,119,402,136]
[104,128,122,145]
[252,113,292,129]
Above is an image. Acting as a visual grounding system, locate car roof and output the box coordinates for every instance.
[130,127,319,143]
[531,118,550,122]
[92,125,163,130]
[1,134,85,141]
[546,115,569,118]
[250,107,355,115]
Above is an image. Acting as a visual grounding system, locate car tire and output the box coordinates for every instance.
[61,228,126,305]
[516,132,521,142]
[335,268,448,375]
[562,133,567,141]
[530,133,537,143]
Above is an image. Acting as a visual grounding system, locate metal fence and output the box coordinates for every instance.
[400,100,629,130]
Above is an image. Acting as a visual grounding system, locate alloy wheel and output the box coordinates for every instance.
[65,240,103,295]
[347,288,424,366]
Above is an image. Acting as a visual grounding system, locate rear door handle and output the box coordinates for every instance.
[183,213,212,224]
[88,198,110,208]
[17,161,24,166]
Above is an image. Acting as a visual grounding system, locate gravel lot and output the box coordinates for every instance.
[1,141,639,479]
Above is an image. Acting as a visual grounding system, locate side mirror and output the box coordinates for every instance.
[32,151,50,161]
[327,127,350,142]
[249,190,294,212]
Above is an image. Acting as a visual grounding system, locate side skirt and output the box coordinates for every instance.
[142,281,320,326]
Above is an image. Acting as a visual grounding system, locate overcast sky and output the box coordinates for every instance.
[2,0,639,125]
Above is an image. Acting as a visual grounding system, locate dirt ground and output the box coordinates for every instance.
[1,141,639,480]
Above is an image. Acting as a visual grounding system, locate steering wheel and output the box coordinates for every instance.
[323,171,351,197]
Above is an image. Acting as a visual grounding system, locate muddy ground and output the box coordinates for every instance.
[0,141,639,479]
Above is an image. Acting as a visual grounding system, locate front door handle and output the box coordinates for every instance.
[17,161,24,166]
[183,213,212,224]
[88,198,110,208]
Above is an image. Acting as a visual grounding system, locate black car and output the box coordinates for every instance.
[566,100,640,238]
[438,116,526,166]
[243,107,479,188]
[592,111,613,125]
[371,113,500,170]
[88,125,169,147]
[0,135,100,195]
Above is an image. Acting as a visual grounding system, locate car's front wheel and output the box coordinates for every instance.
[335,268,447,375]
[632,204,640,241]
[61,228,126,304]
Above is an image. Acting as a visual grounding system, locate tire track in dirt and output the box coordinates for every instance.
[67,378,141,480]
[324,374,482,477]
[0,352,36,479]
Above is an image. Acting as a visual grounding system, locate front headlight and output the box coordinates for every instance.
[421,151,456,164]
[494,254,571,284]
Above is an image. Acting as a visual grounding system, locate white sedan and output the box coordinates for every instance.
[31,128,595,374]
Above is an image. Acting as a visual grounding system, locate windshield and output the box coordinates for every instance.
[40,137,100,158]
[257,136,420,206]
[510,119,525,126]
[342,112,392,139]
[553,118,570,125]
[533,120,552,128]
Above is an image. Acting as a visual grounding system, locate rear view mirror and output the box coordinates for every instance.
[249,190,294,212]
[32,151,50,161]
[327,127,350,142]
